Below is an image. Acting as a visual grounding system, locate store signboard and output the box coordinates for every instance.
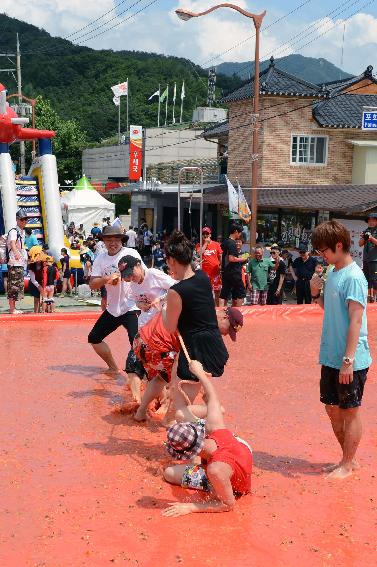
[129,125,143,181]
[362,107,377,130]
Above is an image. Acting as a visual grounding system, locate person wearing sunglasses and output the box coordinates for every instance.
[195,226,222,305]
[291,244,317,304]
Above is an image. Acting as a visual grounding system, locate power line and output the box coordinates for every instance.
[142,80,375,154]
[200,0,314,68]
[21,0,159,55]
[65,0,135,40]
[263,0,374,63]
[220,0,368,80]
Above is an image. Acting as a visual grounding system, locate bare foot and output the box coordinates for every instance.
[103,367,122,377]
[326,465,353,480]
[133,408,148,422]
[113,401,140,414]
[323,460,359,473]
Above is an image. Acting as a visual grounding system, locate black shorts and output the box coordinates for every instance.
[320,365,368,409]
[88,309,144,376]
[29,281,41,298]
[219,271,246,300]
[363,261,377,290]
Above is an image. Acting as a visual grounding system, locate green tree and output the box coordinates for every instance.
[35,97,87,183]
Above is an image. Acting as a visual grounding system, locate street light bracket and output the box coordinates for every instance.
[176,4,266,25]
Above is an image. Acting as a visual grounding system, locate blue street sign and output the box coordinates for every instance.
[362,108,377,130]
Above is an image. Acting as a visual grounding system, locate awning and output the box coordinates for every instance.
[198,184,377,213]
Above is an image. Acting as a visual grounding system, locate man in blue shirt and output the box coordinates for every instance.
[311,220,371,480]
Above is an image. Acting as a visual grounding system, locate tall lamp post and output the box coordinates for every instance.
[176,3,266,249]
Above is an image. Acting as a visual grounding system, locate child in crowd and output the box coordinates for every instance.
[60,248,72,297]
[163,358,252,517]
[28,247,45,313]
[42,256,59,313]
[151,241,165,270]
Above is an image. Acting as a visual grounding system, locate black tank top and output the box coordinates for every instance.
[171,270,218,335]
[46,265,56,286]
[171,270,229,380]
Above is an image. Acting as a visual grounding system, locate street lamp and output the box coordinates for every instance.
[176,3,266,250]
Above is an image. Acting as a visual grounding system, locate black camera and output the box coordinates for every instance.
[363,231,371,241]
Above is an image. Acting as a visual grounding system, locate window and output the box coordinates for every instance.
[291,135,327,165]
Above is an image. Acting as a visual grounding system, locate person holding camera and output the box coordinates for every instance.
[359,212,377,303]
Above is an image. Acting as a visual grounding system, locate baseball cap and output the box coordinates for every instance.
[118,255,141,278]
[16,208,28,220]
[202,226,212,234]
[298,244,308,252]
[165,420,206,460]
[226,307,243,342]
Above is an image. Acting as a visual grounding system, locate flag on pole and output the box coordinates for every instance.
[181,81,186,100]
[111,81,128,97]
[226,175,240,219]
[113,96,120,106]
[237,180,251,223]
[160,86,168,102]
[172,82,177,124]
[148,88,160,101]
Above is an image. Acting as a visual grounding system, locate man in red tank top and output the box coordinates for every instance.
[163,359,252,516]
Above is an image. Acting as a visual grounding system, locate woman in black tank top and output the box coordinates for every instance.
[163,231,229,383]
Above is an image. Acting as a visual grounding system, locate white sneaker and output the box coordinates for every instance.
[11,309,24,314]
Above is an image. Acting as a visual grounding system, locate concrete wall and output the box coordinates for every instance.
[82,145,129,181]
[144,127,217,164]
[82,127,218,182]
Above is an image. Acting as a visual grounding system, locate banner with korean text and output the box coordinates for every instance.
[129,125,143,181]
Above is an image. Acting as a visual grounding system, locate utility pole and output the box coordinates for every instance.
[16,34,26,176]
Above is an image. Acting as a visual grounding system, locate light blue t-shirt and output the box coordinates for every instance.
[320,262,371,370]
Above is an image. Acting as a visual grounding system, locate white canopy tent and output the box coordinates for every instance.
[61,176,115,234]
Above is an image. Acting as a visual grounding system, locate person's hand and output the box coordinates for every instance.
[107,273,120,286]
[136,300,151,312]
[189,359,204,376]
[339,362,354,384]
[275,288,281,297]
[162,502,195,517]
[310,273,323,296]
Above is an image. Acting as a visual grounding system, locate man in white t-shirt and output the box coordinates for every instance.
[125,226,137,249]
[118,256,175,329]
[7,209,28,314]
[88,225,145,402]
[117,255,176,406]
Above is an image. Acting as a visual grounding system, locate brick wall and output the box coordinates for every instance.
[227,96,377,187]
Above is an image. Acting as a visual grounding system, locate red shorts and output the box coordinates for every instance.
[208,273,222,293]
[133,334,177,383]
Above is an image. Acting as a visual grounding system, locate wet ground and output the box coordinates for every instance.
[1,307,376,567]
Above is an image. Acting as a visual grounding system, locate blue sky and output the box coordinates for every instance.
[2,0,377,74]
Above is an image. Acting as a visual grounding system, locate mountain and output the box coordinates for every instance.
[0,13,242,142]
[214,54,353,85]
[0,14,353,144]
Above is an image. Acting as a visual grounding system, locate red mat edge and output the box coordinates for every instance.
[1,304,376,323]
